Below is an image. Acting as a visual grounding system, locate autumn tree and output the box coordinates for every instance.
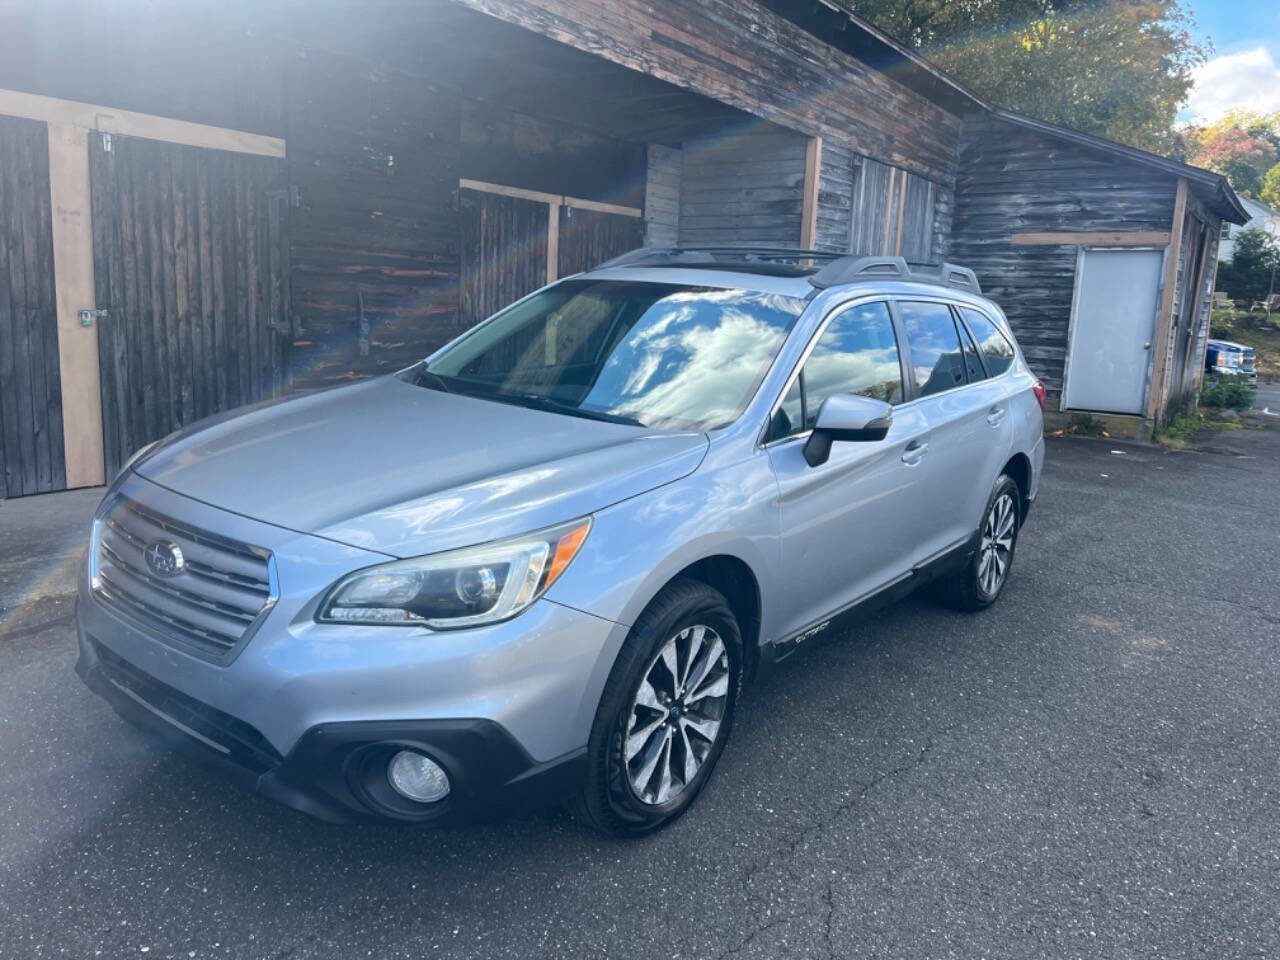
[1182,112,1280,199]
[842,0,1206,152]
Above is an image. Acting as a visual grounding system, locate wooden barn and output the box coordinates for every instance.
[0,0,1247,496]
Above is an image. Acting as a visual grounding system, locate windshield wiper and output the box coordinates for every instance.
[498,391,645,427]
[413,367,452,393]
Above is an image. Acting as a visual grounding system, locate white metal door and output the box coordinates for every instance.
[1062,248,1164,415]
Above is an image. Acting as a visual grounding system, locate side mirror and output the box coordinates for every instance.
[802,393,893,467]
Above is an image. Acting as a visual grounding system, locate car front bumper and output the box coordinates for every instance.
[75,474,627,824]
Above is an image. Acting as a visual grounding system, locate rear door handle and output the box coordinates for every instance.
[902,440,928,465]
[986,406,1006,426]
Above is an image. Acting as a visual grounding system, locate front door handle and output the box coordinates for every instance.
[902,440,928,465]
[986,406,1006,426]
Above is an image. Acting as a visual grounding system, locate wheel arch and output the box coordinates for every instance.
[1001,451,1033,521]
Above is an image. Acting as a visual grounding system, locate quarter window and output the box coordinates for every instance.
[898,301,967,398]
[960,307,1016,377]
[769,301,903,439]
[955,311,987,382]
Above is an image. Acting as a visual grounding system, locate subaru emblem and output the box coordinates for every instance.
[143,540,185,578]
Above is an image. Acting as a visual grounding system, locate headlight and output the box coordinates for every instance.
[317,517,592,628]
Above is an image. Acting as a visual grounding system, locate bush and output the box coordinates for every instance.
[1200,372,1256,410]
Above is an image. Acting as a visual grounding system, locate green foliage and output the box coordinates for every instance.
[1199,373,1256,411]
[842,0,1206,152]
[1217,228,1280,302]
[1068,413,1107,436]
[1262,164,1280,210]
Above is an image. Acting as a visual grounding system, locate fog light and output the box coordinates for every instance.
[387,750,450,803]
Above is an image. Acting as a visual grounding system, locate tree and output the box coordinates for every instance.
[1259,164,1280,210]
[1184,112,1280,199]
[1217,228,1279,302]
[842,0,1207,153]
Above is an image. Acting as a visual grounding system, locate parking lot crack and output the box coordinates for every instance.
[715,724,957,959]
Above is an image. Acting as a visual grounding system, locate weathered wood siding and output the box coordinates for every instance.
[462,100,645,208]
[841,156,939,261]
[644,144,681,248]
[89,133,289,478]
[558,207,643,276]
[679,129,808,246]
[815,142,855,253]
[458,189,548,328]
[456,0,963,184]
[0,116,64,497]
[285,51,462,390]
[949,114,1179,395]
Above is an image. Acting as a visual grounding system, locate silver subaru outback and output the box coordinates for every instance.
[76,249,1045,835]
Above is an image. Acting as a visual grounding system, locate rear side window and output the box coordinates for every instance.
[960,307,1016,377]
[770,301,903,439]
[898,301,967,398]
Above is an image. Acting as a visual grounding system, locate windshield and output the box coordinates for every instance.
[418,279,806,430]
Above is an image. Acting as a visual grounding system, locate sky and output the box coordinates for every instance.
[1180,1,1280,124]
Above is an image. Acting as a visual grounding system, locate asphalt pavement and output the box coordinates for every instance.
[1,427,1278,959]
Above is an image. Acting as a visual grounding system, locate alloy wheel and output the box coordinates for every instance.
[978,492,1017,596]
[624,624,730,806]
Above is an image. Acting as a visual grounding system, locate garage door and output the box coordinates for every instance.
[89,133,290,478]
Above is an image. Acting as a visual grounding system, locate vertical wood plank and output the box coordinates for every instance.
[546,200,560,284]
[800,137,821,250]
[0,126,16,496]
[8,124,38,494]
[1148,177,1188,422]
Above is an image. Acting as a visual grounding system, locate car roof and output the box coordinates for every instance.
[1208,339,1251,351]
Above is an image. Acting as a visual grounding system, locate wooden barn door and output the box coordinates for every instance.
[849,157,937,262]
[89,133,289,478]
[458,188,548,329]
[556,207,643,277]
[0,116,65,497]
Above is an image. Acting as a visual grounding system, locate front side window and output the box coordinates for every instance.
[960,307,1016,377]
[770,300,903,439]
[420,280,806,431]
[898,301,967,398]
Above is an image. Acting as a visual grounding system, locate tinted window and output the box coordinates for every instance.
[960,307,1016,377]
[955,311,987,381]
[898,301,966,397]
[770,301,903,439]
[424,280,806,431]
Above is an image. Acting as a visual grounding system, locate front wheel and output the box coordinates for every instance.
[935,474,1021,611]
[573,578,742,836]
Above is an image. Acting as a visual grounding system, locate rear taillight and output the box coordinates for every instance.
[1032,380,1046,411]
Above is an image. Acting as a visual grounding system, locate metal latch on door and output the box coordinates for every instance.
[78,308,108,327]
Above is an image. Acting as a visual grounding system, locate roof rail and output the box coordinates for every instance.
[594,246,845,270]
[809,255,981,294]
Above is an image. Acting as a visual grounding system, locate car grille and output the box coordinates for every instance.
[92,497,277,664]
[89,636,282,773]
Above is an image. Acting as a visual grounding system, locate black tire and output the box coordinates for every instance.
[572,578,742,837]
[935,473,1021,612]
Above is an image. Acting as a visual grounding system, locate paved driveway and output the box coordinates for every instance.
[1,431,1278,959]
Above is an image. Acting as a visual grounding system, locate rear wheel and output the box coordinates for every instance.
[935,474,1020,611]
[573,578,742,836]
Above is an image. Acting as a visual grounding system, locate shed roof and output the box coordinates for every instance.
[773,0,1249,225]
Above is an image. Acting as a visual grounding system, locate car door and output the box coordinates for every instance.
[894,300,1012,562]
[765,299,934,642]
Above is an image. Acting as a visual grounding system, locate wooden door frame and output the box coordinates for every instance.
[459,178,642,285]
[0,87,285,488]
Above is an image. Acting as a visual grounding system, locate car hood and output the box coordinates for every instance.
[136,376,709,557]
